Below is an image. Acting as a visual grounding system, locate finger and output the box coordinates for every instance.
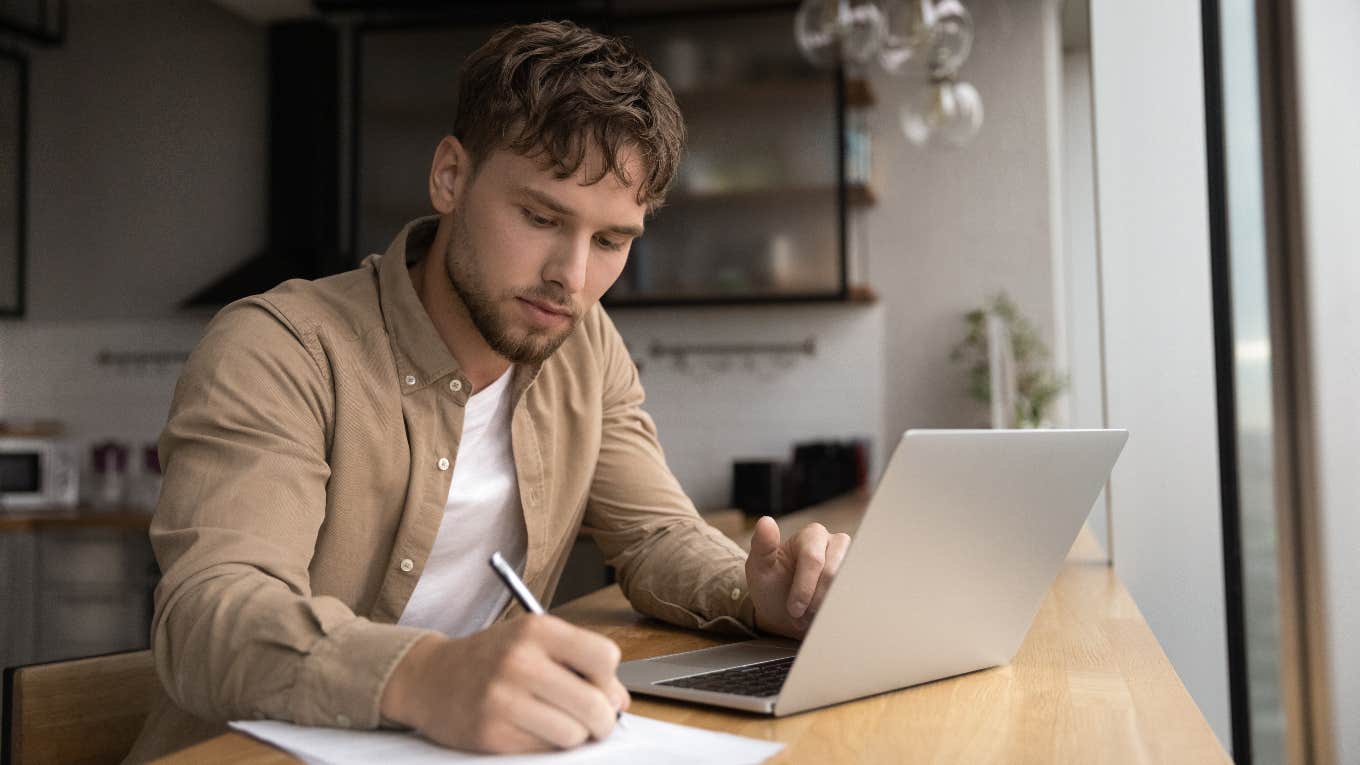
[475,720,558,754]
[787,524,829,619]
[807,533,852,616]
[532,657,620,742]
[508,697,592,750]
[539,617,628,710]
[748,516,781,564]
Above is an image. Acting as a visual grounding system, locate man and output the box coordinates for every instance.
[126,20,851,761]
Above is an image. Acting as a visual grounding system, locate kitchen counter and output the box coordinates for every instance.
[0,508,153,533]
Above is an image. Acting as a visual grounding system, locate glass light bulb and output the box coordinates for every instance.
[924,0,974,77]
[877,0,930,74]
[840,1,888,66]
[900,78,983,148]
[795,0,888,68]
[795,0,842,68]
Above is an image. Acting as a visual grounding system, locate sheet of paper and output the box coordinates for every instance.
[229,713,783,765]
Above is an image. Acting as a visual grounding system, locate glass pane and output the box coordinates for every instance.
[1220,0,1285,761]
[611,9,842,301]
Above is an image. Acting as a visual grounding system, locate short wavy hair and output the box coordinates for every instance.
[453,20,685,211]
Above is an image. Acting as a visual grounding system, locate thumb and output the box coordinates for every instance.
[749,516,781,562]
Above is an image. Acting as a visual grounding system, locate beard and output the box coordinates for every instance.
[442,210,580,365]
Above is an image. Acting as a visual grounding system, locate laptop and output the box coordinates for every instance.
[618,428,1128,716]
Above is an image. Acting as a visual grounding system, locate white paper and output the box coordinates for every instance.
[229,713,783,765]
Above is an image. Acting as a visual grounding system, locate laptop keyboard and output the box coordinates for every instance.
[655,656,795,698]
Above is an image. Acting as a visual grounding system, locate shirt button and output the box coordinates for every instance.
[399,558,414,573]
[404,375,416,386]
[335,714,351,728]
[730,588,742,601]
[449,379,463,392]
[437,457,450,471]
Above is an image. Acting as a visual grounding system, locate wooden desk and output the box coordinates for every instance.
[156,499,1229,764]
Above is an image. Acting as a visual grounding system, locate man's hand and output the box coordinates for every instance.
[745,517,852,639]
[380,615,629,753]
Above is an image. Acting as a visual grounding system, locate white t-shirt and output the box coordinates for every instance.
[397,365,527,637]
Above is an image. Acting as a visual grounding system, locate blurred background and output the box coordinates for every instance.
[1,1,1356,763]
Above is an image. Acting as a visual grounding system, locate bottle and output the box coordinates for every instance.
[130,444,163,514]
[91,441,130,512]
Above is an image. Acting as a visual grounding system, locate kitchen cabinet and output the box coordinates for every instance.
[353,4,872,305]
[0,514,157,670]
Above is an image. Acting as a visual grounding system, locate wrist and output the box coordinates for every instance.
[380,634,444,730]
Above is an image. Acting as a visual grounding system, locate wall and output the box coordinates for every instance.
[861,0,1062,439]
[0,0,265,488]
[0,320,204,476]
[611,304,884,510]
[1292,0,1360,760]
[22,0,267,320]
[1090,0,1231,748]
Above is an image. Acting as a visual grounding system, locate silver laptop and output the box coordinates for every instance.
[618,428,1128,716]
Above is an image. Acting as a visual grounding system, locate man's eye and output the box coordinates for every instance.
[522,208,555,227]
[595,236,626,252]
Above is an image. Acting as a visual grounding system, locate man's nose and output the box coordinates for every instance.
[542,235,591,295]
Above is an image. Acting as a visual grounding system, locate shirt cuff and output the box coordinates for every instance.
[290,618,441,730]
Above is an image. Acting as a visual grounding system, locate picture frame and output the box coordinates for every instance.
[0,0,66,46]
[1,47,26,317]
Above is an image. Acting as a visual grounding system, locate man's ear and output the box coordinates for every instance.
[429,135,470,215]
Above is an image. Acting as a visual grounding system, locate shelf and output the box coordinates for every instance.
[603,285,878,308]
[666,184,877,207]
[364,77,871,123]
[845,78,876,108]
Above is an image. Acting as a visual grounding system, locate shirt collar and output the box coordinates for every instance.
[376,216,545,398]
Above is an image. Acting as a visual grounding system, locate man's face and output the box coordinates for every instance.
[441,144,646,365]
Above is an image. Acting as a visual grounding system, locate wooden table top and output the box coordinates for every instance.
[155,496,1229,764]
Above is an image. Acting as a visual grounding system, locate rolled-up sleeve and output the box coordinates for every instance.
[150,300,436,729]
[581,313,757,637]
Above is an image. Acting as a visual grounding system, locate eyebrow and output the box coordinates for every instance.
[516,185,645,238]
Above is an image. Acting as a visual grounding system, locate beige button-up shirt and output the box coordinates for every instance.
[125,217,755,762]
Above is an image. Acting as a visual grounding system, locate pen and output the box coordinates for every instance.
[489,551,626,730]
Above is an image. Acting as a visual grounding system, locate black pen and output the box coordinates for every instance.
[488,551,626,729]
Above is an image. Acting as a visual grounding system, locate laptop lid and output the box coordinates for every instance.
[773,428,1127,716]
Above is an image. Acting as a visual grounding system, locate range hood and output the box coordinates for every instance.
[182,21,343,309]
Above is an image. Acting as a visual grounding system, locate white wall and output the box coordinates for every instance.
[22,0,267,320]
[611,304,884,510]
[1090,0,1231,748]
[0,320,204,483]
[863,0,1062,438]
[1059,49,1111,552]
[1292,1,1360,760]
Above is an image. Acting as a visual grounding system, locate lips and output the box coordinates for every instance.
[518,297,572,318]
[517,296,575,328]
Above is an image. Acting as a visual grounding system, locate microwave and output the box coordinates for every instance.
[0,437,80,511]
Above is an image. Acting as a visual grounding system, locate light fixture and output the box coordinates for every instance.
[794,0,888,68]
[795,0,982,148]
[899,77,983,148]
[920,0,973,77]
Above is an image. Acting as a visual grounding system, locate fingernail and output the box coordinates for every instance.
[791,601,807,617]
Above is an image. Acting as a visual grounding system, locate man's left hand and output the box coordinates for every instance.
[744,517,852,639]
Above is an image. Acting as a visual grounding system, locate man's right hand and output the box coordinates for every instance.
[379,615,630,753]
